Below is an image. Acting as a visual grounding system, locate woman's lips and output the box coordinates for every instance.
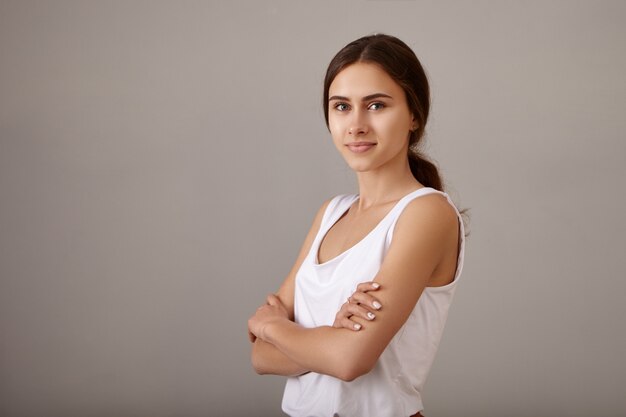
[346,142,376,153]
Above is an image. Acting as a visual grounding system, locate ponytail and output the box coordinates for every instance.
[408,149,443,191]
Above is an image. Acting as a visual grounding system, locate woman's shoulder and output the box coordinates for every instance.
[406,189,458,219]
[394,190,460,242]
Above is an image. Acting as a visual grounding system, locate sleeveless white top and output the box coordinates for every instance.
[282,187,466,417]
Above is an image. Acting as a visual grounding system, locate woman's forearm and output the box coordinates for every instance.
[264,319,376,382]
[252,338,309,377]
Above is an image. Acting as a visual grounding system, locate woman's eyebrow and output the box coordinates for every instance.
[328,93,394,102]
[362,93,393,101]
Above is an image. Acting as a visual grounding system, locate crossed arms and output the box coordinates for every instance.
[248,194,458,382]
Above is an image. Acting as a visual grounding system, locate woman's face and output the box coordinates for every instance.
[327,62,414,174]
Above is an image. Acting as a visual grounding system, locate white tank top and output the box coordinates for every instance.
[282,187,466,417]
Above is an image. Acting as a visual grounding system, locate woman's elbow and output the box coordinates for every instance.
[251,356,261,374]
[253,366,268,375]
[251,355,271,375]
[251,345,267,375]
[252,359,264,375]
[335,358,376,382]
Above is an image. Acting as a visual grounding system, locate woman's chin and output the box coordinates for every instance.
[345,160,375,173]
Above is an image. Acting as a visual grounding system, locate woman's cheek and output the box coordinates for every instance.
[328,125,345,149]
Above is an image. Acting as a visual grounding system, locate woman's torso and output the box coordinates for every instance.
[282,187,466,417]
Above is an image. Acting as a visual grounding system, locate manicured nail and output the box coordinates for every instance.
[354,323,362,330]
[373,301,382,310]
[372,283,380,289]
[367,312,376,320]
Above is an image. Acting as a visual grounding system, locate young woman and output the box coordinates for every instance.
[248,34,466,417]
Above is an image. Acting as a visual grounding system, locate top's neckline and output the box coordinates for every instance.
[314,187,432,266]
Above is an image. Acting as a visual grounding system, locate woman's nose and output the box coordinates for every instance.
[348,112,369,136]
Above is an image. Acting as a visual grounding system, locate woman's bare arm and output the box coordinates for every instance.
[249,194,459,381]
[250,198,331,376]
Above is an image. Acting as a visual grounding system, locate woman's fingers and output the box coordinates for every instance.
[333,302,377,331]
[332,281,382,331]
[347,302,377,321]
[344,301,377,321]
[338,316,362,331]
[348,290,382,311]
[355,281,381,293]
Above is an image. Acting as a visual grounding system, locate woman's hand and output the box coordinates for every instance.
[248,294,290,342]
[333,281,382,331]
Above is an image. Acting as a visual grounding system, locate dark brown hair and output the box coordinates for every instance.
[323,33,442,191]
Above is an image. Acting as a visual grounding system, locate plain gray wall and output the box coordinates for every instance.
[1,1,625,416]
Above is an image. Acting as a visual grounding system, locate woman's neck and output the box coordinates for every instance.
[354,160,422,210]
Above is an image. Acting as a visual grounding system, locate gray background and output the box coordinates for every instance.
[1,1,625,416]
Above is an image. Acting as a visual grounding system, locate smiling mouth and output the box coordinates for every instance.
[346,142,376,153]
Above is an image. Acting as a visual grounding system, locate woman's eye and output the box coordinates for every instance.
[334,103,350,111]
[368,102,385,111]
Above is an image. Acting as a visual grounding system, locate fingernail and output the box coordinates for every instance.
[373,301,382,310]
[367,312,376,320]
[354,323,362,330]
[372,283,380,289]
